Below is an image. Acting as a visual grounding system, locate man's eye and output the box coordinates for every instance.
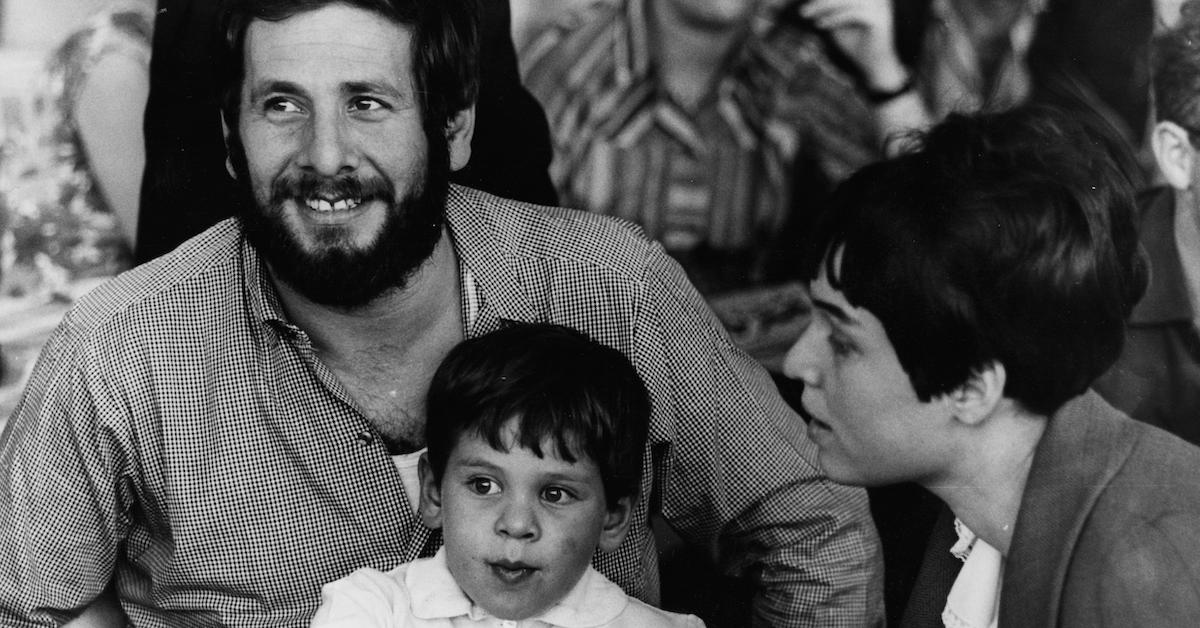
[468,478,500,495]
[265,98,302,114]
[541,486,577,504]
[350,97,386,112]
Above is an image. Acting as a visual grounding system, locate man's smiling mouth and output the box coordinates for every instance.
[303,196,362,212]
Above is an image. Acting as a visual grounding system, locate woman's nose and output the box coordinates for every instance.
[783,324,824,388]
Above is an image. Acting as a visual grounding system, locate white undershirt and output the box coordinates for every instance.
[391,449,426,512]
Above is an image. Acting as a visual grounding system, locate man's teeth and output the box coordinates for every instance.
[304,197,361,212]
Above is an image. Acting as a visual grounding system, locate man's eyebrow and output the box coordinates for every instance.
[812,298,858,327]
[248,80,306,101]
[343,80,401,95]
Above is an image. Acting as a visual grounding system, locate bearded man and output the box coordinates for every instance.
[0,1,880,626]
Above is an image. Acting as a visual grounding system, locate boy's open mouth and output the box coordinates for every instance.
[489,560,537,584]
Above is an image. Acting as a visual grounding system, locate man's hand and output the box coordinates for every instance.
[799,0,909,92]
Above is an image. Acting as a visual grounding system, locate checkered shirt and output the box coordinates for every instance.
[0,186,881,627]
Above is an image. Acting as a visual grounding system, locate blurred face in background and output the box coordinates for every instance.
[660,0,762,31]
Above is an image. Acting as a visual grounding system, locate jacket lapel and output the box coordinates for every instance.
[999,391,1138,626]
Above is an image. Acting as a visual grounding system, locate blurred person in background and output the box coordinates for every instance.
[1094,0,1200,445]
[0,0,153,302]
[0,0,154,424]
[805,0,1153,158]
[519,0,883,367]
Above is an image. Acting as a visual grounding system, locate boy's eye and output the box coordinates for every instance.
[467,478,500,496]
[541,486,577,504]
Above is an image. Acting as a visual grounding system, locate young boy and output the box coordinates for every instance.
[311,323,704,627]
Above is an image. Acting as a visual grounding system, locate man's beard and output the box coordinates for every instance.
[231,133,450,309]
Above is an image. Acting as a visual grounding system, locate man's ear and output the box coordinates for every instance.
[446,105,476,173]
[947,361,1006,427]
[418,453,445,529]
[221,112,238,180]
[596,495,635,554]
[1152,120,1196,191]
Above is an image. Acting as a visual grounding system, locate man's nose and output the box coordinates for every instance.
[494,496,540,541]
[299,111,358,176]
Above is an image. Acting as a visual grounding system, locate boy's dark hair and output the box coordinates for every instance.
[1153,0,1200,140]
[801,106,1147,416]
[216,0,479,138]
[425,323,651,508]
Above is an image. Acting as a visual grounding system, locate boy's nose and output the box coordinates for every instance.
[494,498,540,541]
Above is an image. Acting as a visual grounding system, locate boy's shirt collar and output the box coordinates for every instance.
[407,548,630,626]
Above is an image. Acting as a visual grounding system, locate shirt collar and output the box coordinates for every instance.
[444,185,541,331]
[1131,188,1194,326]
[237,222,297,339]
[407,548,629,627]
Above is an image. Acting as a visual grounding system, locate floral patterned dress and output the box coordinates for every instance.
[0,3,153,301]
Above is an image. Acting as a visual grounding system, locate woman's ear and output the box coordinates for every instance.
[947,361,1006,427]
[417,453,445,529]
[596,495,636,554]
[1152,120,1196,191]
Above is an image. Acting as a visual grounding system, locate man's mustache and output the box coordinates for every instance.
[270,172,394,204]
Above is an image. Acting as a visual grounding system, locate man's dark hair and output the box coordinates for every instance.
[1153,0,1200,139]
[425,323,651,509]
[800,106,1147,416]
[217,0,480,136]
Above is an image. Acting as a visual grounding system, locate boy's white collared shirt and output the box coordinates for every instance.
[310,547,704,627]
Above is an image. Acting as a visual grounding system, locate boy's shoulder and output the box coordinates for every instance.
[310,563,417,626]
[576,567,706,628]
[615,596,707,628]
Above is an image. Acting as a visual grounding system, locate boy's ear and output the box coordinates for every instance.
[418,453,445,529]
[1152,120,1196,191]
[947,361,1005,427]
[596,495,635,554]
[446,105,476,173]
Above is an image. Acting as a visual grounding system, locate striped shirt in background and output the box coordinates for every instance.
[520,0,878,295]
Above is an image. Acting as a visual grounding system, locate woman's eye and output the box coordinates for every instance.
[829,334,854,357]
[541,487,576,504]
[468,478,500,495]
